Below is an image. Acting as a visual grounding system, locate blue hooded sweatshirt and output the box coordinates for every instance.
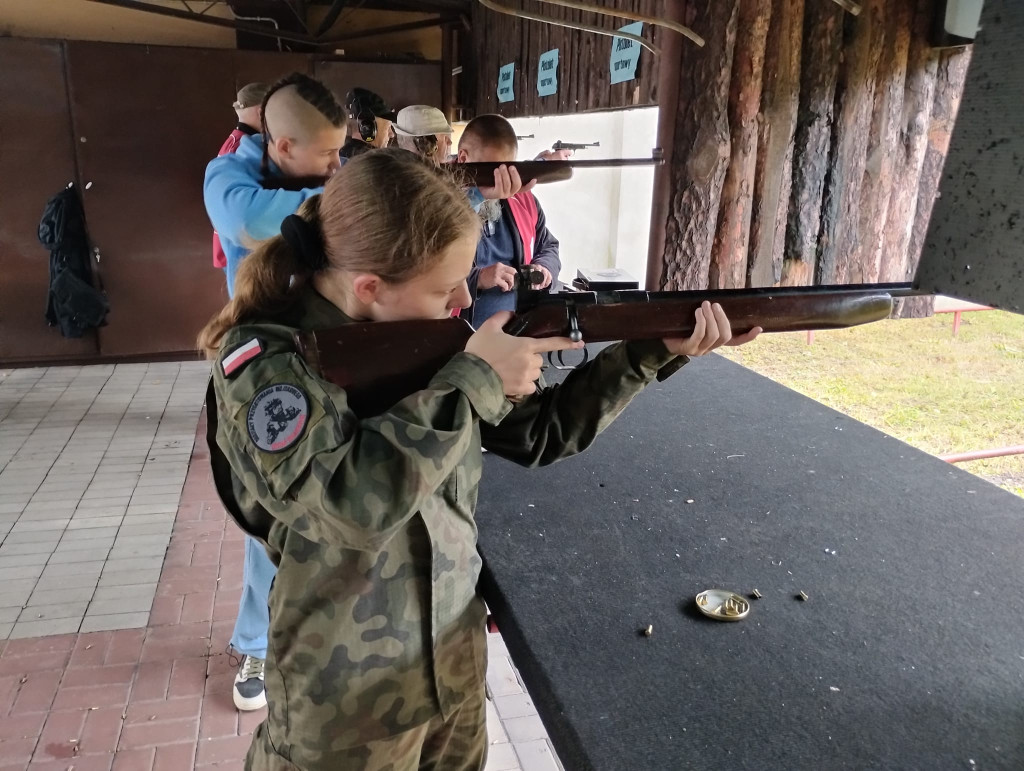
[203,134,323,297]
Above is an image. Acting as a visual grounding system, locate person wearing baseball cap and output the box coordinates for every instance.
[393,104,454,165]
[340,86,396,161]
[211,82,269,271]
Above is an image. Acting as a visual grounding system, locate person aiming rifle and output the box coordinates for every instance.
[392,105,454,166]
[457,114,563,326]
[339,87,395,162]
[459,148,664,187]
[202,72,346,712]
[199,148,759,770]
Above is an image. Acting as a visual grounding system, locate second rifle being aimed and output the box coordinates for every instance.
[263,148,663,192]
[297,274,920,418]
[551,140,600,152]
[458,149,662,186]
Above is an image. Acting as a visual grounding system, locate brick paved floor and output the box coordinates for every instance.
[0,366,563,771]
[0,363,207,640]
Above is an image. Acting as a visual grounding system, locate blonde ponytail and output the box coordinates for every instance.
[198,196,322,358]
[199,150,481,359]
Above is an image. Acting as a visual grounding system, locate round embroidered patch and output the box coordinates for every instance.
[246,384,310,453]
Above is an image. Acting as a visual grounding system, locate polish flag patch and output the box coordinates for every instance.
[222,338,263,378]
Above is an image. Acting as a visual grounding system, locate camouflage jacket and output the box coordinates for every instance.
[207,287,687,767]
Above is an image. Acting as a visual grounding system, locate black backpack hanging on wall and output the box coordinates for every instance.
[38,183,109,338]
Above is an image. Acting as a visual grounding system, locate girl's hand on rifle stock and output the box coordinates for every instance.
[663,301,761,357]
[466,311,584,397]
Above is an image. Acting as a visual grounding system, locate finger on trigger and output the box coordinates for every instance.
[533,336,585,353]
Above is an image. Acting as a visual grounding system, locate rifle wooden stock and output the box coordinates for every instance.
[299,319,476,419]
[302,284,912,417]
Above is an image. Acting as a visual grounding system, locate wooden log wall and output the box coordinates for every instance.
[471,0,663,117]
[654,0,972,310]
[660,0,739,291]
[747,0,804,288]
[708,0,771,290]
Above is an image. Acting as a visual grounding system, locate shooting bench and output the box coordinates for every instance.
[475,353,1024,770]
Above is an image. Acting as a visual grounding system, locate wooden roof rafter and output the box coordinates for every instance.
[476,0,708,56]
[534,0,705,48]
[84,0,454,49]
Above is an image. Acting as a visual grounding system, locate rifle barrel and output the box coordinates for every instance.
[508,286,905,341]
[266,154,672,192]
[456,155,664,186]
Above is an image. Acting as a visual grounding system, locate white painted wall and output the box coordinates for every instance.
[506,107,659,289]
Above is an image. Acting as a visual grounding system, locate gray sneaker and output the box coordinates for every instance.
[233,654,267,711]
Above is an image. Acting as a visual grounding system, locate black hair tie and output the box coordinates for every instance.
[280,214,328,271]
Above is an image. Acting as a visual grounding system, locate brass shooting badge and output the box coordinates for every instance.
[696,590,750,622]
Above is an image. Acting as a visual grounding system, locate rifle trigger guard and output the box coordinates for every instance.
[565,303,583,343]
[548,345,590,371]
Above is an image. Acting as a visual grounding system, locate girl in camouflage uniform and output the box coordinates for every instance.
[199,149,758,771]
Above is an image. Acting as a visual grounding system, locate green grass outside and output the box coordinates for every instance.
[717,309,1024,497]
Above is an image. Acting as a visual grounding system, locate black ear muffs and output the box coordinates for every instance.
[355,99,377,143]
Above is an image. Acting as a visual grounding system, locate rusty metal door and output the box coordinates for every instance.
[1,41,443,364]
[0,39,97,364]
[64,42,310,358]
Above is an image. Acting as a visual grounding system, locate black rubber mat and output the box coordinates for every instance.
[476,352,1024,771]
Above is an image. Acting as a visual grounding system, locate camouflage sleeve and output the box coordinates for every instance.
[479,339,687,467]
[215,333,509,551]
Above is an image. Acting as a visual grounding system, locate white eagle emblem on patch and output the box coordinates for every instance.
[247,384,309,453]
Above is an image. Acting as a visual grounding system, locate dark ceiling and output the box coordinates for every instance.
[86,0,473,53]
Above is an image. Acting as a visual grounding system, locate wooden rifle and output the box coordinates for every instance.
[260,150,665,192]
[455,150,664,186]
[297,268,922,418]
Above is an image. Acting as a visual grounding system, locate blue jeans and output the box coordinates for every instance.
[230,535,276,659]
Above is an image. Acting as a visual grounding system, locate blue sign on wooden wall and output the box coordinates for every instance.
[609,21,644,85]
[497,62,515,103]
[537,49,559,97]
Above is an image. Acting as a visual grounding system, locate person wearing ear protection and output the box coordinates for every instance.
[393,104,454,166]
[339,87,396,162]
